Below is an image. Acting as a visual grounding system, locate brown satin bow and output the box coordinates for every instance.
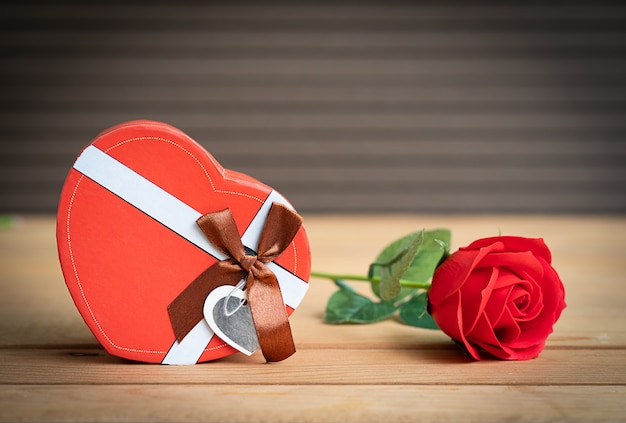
[167,202,304,362]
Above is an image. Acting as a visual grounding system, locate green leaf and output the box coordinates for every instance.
[0,215,15,229]
[370,229,451,301]
[325,281,398,324]
[398,292,439,330]
[371,284,418,304]
[369,230,424,301]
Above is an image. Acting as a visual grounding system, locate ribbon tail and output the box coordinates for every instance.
[248,266,296,362]
[168,262,245,342]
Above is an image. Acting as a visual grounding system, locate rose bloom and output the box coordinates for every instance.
[428,236,566,360]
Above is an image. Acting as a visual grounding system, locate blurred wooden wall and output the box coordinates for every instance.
[1,1,625,213]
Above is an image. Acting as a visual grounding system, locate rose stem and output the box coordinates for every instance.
[309,271,431,290]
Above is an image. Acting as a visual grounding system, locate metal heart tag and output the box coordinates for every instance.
[203,285,260,356]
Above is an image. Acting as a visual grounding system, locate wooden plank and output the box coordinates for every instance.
[3,214,625,255]
[0,385,623,423]
[1,264,625,348]
[3,214,626,261]
[0,348,624,386]
[1,216,625,345]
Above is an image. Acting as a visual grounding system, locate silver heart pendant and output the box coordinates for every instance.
[203,285,260,356]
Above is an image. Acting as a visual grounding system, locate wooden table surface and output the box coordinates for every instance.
[1,215,625,422]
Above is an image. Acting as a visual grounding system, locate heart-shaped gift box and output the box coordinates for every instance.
[56,120,311,364]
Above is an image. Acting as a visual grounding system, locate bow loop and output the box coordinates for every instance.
[196,209,246,260]
[257,203,304,262]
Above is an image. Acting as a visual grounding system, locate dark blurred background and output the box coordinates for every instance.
[1,1,625,213]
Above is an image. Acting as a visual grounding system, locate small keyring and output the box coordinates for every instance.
[223,277,248,317]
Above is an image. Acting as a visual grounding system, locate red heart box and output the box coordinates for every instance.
[56,120,311,364]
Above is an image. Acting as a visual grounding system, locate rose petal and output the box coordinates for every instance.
[466,313,514,360]
[510,283,543,321]
[476,251,544,282]
[429,293,463,342]
[483,268,544,322]
[461,266,499,334]
[464,236,552,264]
[510,260,565,348]
[507,340,547,360]
[430,290,480,360]
[483,284,513,328]
[510,304,560,349]
[493,306,522,344]
[429,242,501,305]
[509,285,531,317]
[489,267,526,289]
[539,258,567,320]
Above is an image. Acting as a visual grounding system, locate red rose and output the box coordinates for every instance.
[428,236,566,360]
